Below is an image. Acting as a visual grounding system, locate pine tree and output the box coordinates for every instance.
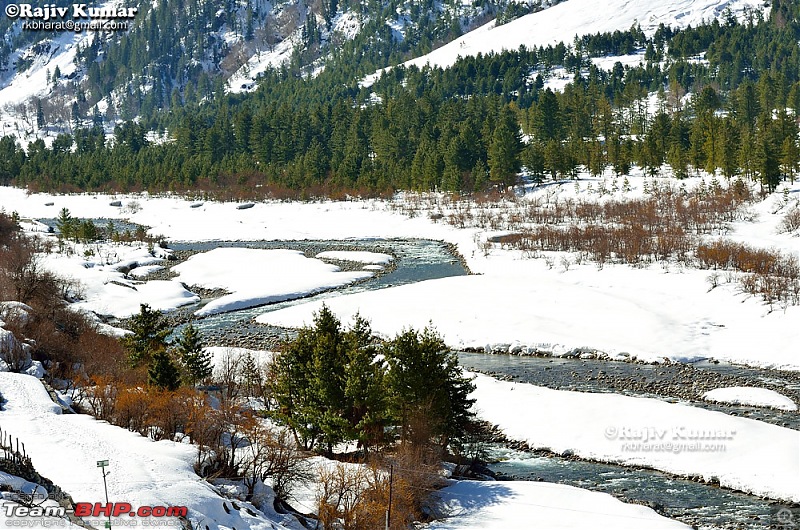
[36,100,45,130]
[176,324,211,386]
[488,107,522,187]
[122,303,171,368]
[781,136,799,183]
[272,304,348,452]
[148,350,181,391]
[688,120,706,175]
[719,118,741,179]
[308,306,350,454]
[534,88,561,141]
[342,315,387,451]
[55,208,75,241]
[241,352,262,398]
[738,127,756,181]
[755,126,781,193]
[384,326,475,448]
[472,159,488,192]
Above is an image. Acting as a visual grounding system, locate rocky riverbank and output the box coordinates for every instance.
[116,240,403,347]
[460,354,800,430]
[474,421,797,529]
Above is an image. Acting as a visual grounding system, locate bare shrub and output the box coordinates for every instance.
[241,421,312,501]
[84,376,118,421]
[147,388,193,441]
[780,208,800,233]
[316,452,439,530]
[113,386,150,436]
[214,348,243,404]
[706,272,720,291]
[316,463,375,530]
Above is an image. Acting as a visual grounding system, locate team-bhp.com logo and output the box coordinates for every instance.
[4,4,138,32]
[5,503,188,519]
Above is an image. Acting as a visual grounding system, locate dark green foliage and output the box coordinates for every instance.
[383,327,475,447]
[55,208,75,241]
[342,315,388,451]
[175,324,211,386]
[0,137,25,185]
[148,350,182,391]
[122,303,171,368]
[272,305,367,453]
[273,306,328,448]
[6,3,800,195]
[488,106,523,187]
[272,305,473,453]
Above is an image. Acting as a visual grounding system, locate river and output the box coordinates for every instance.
[148,238,798,529]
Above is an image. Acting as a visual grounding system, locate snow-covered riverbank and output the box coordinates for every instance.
[4,177,800,369]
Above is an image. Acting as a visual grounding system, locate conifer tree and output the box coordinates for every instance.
[148,350,182,391]
[56,208,75,242]
[342,315,387,451]
[122,303,171,368]
[383,327,475,448]
[781,136,799,183]
[272,304,347,452]
[241,351,263,398]
[488,107,522,187]
[175,323,211,386]
[472,159,488,192]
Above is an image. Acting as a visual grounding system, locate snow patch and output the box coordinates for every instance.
[703,387,798,412]
[171,248,372,316]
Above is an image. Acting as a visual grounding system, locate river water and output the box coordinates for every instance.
[151,238,797,529]
[167,239,466,345]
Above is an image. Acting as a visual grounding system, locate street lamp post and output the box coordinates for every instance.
[97,460,111,529]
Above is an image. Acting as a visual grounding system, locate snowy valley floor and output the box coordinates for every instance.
[1,174,799,528]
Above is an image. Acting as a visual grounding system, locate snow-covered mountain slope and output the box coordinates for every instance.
[385,0,768,73]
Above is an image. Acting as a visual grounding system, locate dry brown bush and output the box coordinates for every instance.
[113,386,150,436]
[422,183,800,307]
[147,388,193,441]
[316,459,433,530]
[84,375,118,421]
[315,437,446,530]
[697,240,800,307]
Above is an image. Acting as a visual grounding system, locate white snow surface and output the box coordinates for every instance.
[256,256,800,368]
[0,471,82,528]
[3,177,800,369]
[204,346,276,372]
[315,250,394,264]
[468,372,800,503]
[331,11,363,40]
[37,245,199,319]
[0,302,33,326]
[226,35,298,94]
[425,480,689,529]
[390,0,767,72]
[170,248,373,316]
[0,372,302,530]
[703,387,798,412]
